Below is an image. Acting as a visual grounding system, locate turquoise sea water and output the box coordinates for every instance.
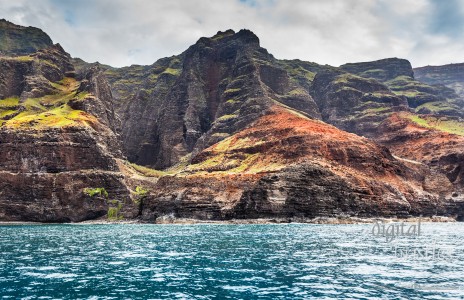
[0,223,463,299]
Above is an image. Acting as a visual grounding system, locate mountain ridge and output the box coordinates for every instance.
[0,20,463,222]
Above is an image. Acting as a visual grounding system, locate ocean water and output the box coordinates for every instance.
[0,223,463,299]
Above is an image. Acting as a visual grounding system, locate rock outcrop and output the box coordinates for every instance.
[341,58,463,117]
[311,68,408,137]
[311,61,464,205]
[414,63,464,100]
[340,58,414,82]
[0,127,130,222]
[0,19,53,56]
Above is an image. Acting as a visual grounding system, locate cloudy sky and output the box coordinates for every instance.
[1,0,463,68]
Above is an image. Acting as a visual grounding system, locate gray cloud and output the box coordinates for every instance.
[0,0,462,67]
[428,0,464,37]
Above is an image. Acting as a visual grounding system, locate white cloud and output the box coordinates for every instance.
[0,0,461,67]
[386,0,429,16]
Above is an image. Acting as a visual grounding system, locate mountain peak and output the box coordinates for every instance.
[211,29,235,39]
[235,29,259,45]
[195,28,260,48]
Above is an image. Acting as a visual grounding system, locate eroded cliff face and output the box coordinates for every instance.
[341,58,414,82]
[377,113,464,189]
[0,25,135,222]
[0,21,463,223]
[310,59,464,206]
[340,58,464,117]
[414,63,464,99]
[104,29,320,169]
[0,127,130,222]
[141,107,463,221]
[311,68,409,137]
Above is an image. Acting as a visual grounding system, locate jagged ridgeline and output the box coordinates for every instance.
[0,20,463,222]
[96,29,325,169]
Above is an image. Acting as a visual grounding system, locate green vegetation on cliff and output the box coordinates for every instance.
[84,187,109,198]
[0,96,19,108]
[130,163,172,177]
[103,55,182,100]
[403,113,464,136]
[0,19,53,56]
[414,63,464,98]
[0,75,98,129]
[107,200,123,220]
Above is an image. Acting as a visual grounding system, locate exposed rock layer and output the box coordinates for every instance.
[141,107,464,222]
[415,63,464,99]
[105,30,321,168]
[0,21,463,222]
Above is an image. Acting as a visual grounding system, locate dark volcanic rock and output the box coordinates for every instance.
[0,44,75,101]
[0,58,33,99]
[340,58,463,117]
[70,64,121,133]
[310,65,464,204]
[311,68,408,137]
[0,171,127,222]
[0,30,134,222]
[0,127,131,222]
[231,163,442,219]
[1,21,463,223]
[139,107,461,222]
[414,63,464,100]
[0,127,119,173]
[105,29,321,169]
[340,58,414,82]
[0,19,53,56]
[31,44,75,82]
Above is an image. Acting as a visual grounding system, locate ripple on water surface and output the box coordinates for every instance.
[0,223,463,299]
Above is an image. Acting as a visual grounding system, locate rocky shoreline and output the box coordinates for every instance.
[0,215,457,225]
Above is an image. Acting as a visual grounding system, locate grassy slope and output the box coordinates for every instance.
[401,112,464,136]
[0,58,97,129]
